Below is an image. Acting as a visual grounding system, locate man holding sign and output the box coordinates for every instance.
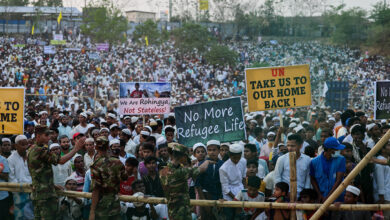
[245,64,312,112]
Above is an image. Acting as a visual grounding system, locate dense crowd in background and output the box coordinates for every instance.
[0,34,390,220]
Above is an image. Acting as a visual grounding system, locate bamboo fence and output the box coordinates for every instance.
[1,182,390,211]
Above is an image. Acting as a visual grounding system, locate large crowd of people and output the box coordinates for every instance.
[0,33,389,220]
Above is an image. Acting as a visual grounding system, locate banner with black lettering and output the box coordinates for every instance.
[0,88,25,134]
[375,81,390,119]
[175,97,246,147]
[245,64,312,111]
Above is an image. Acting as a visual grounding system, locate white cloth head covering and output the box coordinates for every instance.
[140,131,150,136]
[207,140,220,146]
[109,139,120,146]
[346,185,360,196]
[1,138,11,143]
[366,123,376,131]
[229,144,242,153]
[122,129,131,136]
[15,135,27,144]
[132,192,145,207]
[294,125,305,133]
[49,143,60,150]
[267,132,276,137]
[193,143,206,152]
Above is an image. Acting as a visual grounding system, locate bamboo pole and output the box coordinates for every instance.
[25,93,106,101]
[2,183,389,211]
[289,151,297,220]
[311,129,390,219]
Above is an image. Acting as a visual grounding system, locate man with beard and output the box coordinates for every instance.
[8,135,34,219]
[1,138,12,158]
[89,136,127,220]
[52,135,73,186]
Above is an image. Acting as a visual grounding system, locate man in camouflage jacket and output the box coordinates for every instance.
[89,136,127,220]
[28,125,85,220]
[160,143,213,220]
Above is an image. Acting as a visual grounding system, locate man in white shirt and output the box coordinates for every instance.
[274,134,311,197]
[51,143,73,187]
[374,142,390,219]
[73,112,92,135]
[8,135,34,220]
[219,144,246,220]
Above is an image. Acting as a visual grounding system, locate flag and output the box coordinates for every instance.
[31,25,35,35]
[57,10,62,25]
[322,82,328,97]
[145,36,149,46]
[199,0,209,10]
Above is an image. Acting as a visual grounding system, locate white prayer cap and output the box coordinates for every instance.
[124,116,131,120]
[15,135,27,144]
[49,143,60,150]
[122,129,131,136]
[302,121,309,125]
[109,139,120,146]
[140,131,150,136]
[1,138,11,143]
[381,119,387,124]
[131,116,139,123]
[168,113,175,117]
[107,113,116,119]
[366,123,376,131]
[267,132,276,137]
[100,128,109,133]
[272,116,280,121]
[144,126,152,133]
[229,144,242,153]
[193,143,206,152]
[207,140,220,146]
[346,185,360,196]
[289,122,297,128]
[133,192,145,207]
[85,138,95,143]
[294,125,305,133]
[109,124,118,130]
[65,176,77,184]
[328,117,336,122]
[156,137,167,146]
[79,112,87,118]
[39,111,48,116]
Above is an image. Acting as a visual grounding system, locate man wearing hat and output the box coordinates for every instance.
[1,137,12,158]
[89,136,127,220]
[331,185,371,219]
[310,137,346,202]
[28,125,86,220]
[219,143,246,220]
[160,143,212,220]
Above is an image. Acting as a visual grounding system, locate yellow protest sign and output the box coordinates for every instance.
[0,88,25,134]
[199,0,209,10]
[245,64,311,111]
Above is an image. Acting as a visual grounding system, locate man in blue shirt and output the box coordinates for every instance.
[195,140,224,220]
[310,137,346,202]
[0,154,10,219]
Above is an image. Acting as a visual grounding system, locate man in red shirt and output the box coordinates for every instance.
[120,157,139,195]
[130,83,144,98]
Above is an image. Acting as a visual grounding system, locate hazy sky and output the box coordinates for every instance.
[63,0,382,14]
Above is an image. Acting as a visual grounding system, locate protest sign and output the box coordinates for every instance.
[119,82,171,115]
[53,34,63,41]
[44,46,56,54]
[50,40,66,45]
[374,81,390,119]
[0,88,25,134]
[175,97,246,147]
[96,43,109,51]
[245,64,311,112]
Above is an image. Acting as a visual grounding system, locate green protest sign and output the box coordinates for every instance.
[175,97,246,147]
